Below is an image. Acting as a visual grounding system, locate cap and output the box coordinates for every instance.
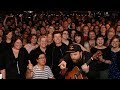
[66,44,82,53]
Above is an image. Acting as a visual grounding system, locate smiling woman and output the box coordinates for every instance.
[0,36,29,79]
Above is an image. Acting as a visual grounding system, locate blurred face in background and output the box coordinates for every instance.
[75,35,82,44]
[47,34,53,44]
[62,30,69,40]
[31,28,37,35]
[38,36,47,48]
[48,26,55,34]
[13,39,22,50]
[89,31,96,40]
[0,29,3,36]
[31,35,37,45]
[40,27,46,35]
[6,31,13,40]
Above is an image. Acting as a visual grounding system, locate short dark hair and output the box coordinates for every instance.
[52,30,62,37]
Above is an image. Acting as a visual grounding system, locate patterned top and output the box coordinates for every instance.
[108,51,120,79]
[32,65,54,79]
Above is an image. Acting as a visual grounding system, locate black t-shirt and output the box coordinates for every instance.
[90,47,110,71]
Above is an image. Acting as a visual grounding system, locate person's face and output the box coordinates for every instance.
[75,36,81,44]
[83,26,89,34]
[14,39,22,50]
[101,27,106,33]
[31,36,37,44]
[67,18,71,24]
[40,27,46,35]
[111,38,120,48]
[23,32,28,38]
[6,32,13,39]
[48,26,54,34]
[96,37,104,46]
[40,37,47,48]
[31,28,37,35]
[107,32,115,40]
[71,30,76,37]
[89,32,96,40]
[106,24,110,29]
[62,31,69,40]
[94,26,99,33]
[76,26,81,31]
[116,26,120,32]
[71,23,75,28]
[87,23,91,28]
[0,30,3,36]
[37,54,46,66]
[70,51,82,63]
[23,24,27,29]
[63,21,68,28]
[53,33,62,44]
[59,26,64,31]
[47,34,53,42]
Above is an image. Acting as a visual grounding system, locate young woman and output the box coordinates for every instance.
[1,36,28,79]
[108,36,120,79]
[90,35,111,79]
[24,34,38,53]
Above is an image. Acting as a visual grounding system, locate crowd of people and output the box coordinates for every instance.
[0,10,120,79]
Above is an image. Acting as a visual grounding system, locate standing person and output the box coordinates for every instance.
[108,36,120,79]
[2,30,13,51]
[90,35,111,79]
[46,31,68,79]
[26,53,54,79]
[0,36,28,79]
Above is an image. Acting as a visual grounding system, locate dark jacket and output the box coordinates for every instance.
[1,47,28,79]
[46,42,68,79]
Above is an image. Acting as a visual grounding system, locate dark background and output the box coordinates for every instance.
[0,0,119,11]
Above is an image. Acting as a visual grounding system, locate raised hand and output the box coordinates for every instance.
[27,60,33,70]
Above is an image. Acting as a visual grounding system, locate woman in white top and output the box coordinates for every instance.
[26,53,54,79]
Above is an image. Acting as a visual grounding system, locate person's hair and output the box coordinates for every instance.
[95,35,104,41]
[74,32,84,45]
[36,52,46,61]
[110,35,120,47]
[11,36,23,47]
[27,34,38,43]
[88,30,96,40]
[37,35,47,44]
[52,30,62,38]
[3,30,14,42]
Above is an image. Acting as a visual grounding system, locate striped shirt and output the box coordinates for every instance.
[32,65,54,79]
